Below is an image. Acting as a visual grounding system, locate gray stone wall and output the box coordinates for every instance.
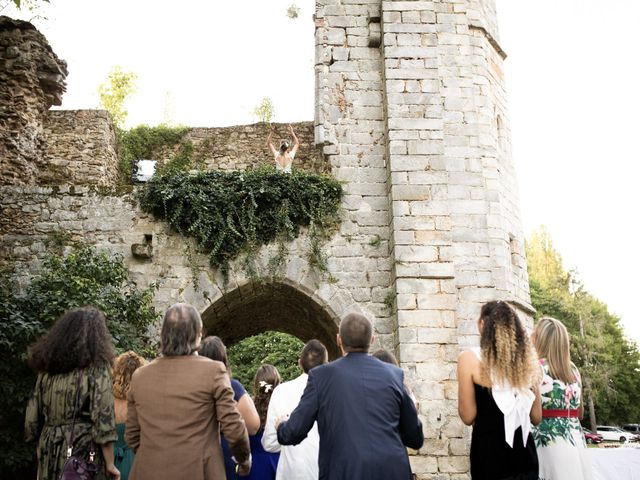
[0,184,389,357]
[38,115,327,184]
[315,1,533,477]
[163,122,328,173]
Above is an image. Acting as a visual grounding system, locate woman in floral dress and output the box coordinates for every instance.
[532,317,593,480]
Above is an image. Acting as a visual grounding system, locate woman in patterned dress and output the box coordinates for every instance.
[532,317,593,480]
[25,306,120,480]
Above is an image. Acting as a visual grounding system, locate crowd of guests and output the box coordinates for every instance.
[24,300,592,480]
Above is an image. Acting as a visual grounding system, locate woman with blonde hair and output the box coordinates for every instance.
[457,300,542,479]
[532,317,593,480]
[112,351,145,480]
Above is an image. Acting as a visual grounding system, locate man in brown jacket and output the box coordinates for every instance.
[126,303,251,479]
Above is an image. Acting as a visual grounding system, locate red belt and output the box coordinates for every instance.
[542,409,579,418]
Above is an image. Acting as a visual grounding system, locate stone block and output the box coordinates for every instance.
[399,343,441,362]
[385,46,438,58]
[402,11,422,23]
[321,28,347,45]
[383,1,435,12]
[384,23,437,33]
[395,245,439,262]
[437,454,469,473]
[416,293,457,309]
[385,68,438,79]
[407,140,445,155]
[392,184,431,201]
[388,118,443,130]
[417,327,457,344]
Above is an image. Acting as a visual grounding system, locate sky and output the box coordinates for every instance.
[4,0,638,343]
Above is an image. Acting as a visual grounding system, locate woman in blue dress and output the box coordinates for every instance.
[199,336,260,478]
[245,364,281,480]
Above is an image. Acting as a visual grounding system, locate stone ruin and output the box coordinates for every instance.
[0,2,534,477]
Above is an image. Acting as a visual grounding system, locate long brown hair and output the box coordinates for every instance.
[199,336,231,377]
[479,301,539,391]
[533,317,576,384]
[112,351,146,400]
[28,306,115,374]
[253,364,281,429]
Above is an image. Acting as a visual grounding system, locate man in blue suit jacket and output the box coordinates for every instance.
[276,313,424,480]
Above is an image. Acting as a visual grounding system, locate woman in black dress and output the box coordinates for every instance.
[457,301,542,480]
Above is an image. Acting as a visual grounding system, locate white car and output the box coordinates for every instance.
[596,425,637,443]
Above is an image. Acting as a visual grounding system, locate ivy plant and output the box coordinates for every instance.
[139,165,343,281]
[117,124,191,179]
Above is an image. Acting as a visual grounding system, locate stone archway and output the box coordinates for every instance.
[201,281,341,359]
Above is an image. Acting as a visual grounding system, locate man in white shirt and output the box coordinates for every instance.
[262,339,328,480]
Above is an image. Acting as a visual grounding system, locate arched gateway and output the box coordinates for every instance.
[0,2,534,477]
[201,281,341,359]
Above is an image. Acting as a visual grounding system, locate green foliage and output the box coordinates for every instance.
[117,124,190,178]
[228,331,304,389]
[98,66,137,128]
[139,166,343,281]
[253,97,274,124]
[526,226,640,426]
[0,244,159,475]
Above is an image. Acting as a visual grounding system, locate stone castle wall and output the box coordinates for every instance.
[314,1,533,477]
[43,110,119,185]
[159,122,328,173]
[38,114,327,184]
[1,2,533,478]
[0,16,67,185]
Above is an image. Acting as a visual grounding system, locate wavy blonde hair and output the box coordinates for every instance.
[533,317,576,384]
[112,351,146,400]
[479,301,539,391]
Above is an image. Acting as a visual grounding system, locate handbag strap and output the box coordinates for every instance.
[66,368,84,458]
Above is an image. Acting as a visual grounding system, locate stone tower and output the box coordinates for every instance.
[1,2,533,477]
[314,0,533,476]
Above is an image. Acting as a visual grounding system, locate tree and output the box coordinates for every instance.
[526,226,640,428]
[228,331,304,389]
[98,66,137,128]
[253,97,274,124]
[0,243,159,477]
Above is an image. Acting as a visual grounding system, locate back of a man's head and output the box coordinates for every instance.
[300,339,328,373]
[160,303,202,357]
[339,313,373,352]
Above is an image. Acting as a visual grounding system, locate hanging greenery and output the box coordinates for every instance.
[139,165,343,280]
[117,125,191,178]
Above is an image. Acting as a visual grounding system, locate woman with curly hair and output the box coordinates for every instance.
[112,351,145,480]
[25,306,120,480]
[532,317,593,480]
[244,364,281,480]
[457,301,542,480]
